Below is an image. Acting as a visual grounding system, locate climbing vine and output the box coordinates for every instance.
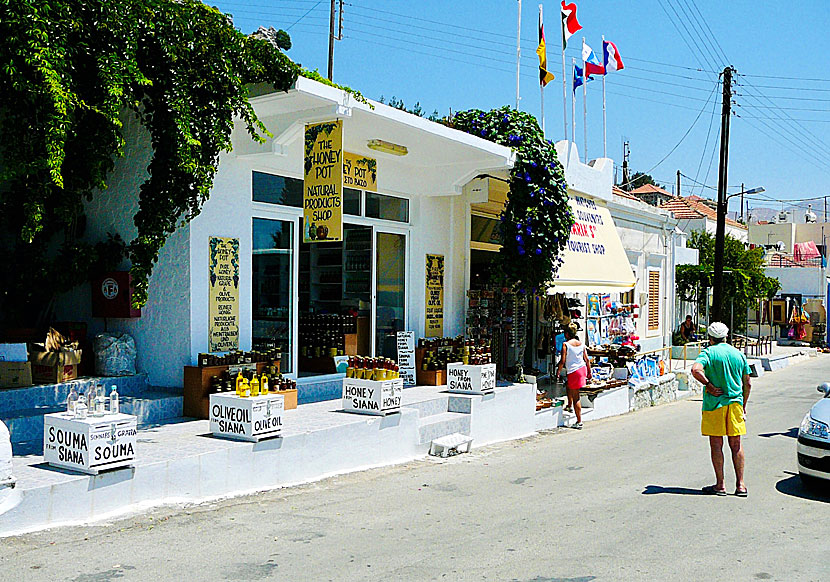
[0,0,301,322]
[448,106,573,293]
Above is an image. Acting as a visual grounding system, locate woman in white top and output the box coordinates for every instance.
[556,323,592,429]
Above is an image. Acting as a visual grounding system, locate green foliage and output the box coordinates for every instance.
[299,69,371,108]
[448,106,572,293]
[0,0,300,322]
[621,171,657,191]
[379,95,442,122]
[676,230,781,329]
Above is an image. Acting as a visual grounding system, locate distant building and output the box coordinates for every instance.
[659,196,748,242]
[629,183,674,207]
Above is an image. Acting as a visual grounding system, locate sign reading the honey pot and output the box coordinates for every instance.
[304,120,343,243]
[343,152,377,191]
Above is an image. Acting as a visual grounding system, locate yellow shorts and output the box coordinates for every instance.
[701,402,746,437]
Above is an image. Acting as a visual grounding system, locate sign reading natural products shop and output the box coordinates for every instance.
[425,254,444,337]
[343,152,377,191]
[208,237,240,352]
[304,120,343,242]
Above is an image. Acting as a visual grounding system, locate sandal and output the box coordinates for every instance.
[735,488,748,497]
[702,485,727,496]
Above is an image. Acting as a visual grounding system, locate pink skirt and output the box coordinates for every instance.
[567,366,588,391]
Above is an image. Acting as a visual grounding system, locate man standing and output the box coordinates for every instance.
[691,322,752,497]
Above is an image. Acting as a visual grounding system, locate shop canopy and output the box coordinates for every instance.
[547,196,636,294]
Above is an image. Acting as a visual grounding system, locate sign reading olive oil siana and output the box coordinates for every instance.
[303,120,343,243]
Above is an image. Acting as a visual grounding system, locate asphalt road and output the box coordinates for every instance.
[2,357,829,582]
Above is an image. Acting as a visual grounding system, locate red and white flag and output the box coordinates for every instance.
[603,40,624,72]
[560,1,582,48]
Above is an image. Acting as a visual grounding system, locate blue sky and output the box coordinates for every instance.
[213,0,830,216]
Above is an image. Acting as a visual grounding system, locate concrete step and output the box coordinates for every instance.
[402,395,450,418]
[418,411,471,445]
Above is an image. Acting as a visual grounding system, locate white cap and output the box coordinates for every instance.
[708,322,729,339]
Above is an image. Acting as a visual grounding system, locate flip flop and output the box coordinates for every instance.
[735,488,748,497]
[702,485,727,496]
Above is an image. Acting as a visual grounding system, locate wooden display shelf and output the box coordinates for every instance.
[183,361,294,419]
[414,347,448,386]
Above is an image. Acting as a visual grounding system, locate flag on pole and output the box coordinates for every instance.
[536,12,555,87]
[603,40,625,72]
[582,41,605,77]
[560,1,582,48]
[573,64,584,93]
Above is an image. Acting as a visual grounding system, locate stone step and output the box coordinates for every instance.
[417,411,471,445]
[402,395,450,418]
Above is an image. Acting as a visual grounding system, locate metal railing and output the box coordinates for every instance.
[765,253,824,268]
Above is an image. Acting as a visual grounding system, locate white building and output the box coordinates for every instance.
[660,195,748,242]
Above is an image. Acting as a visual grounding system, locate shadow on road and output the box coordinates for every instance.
[775,473,830,502]
[758,427,798,439]
[642,485,704,496]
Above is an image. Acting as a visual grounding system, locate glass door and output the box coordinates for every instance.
[375,231,406,359]
[252,218,294,373]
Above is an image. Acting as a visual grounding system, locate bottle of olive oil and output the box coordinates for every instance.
[250,374,260,397]
[260,374,269,395]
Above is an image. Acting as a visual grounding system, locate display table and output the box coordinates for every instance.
[209,393,284,442]
[43,412,137,475]
[446,363,496,395]
[342,377,403,415]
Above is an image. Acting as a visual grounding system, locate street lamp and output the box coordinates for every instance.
[712,184,764,322]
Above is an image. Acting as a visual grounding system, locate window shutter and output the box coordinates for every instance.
[648,271,660,331]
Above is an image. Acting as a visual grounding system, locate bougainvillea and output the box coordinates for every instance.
[449,106,573,293]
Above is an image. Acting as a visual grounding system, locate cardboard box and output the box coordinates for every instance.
[29,347,82,384]
[0,361,33,388]
[0,343,28,362]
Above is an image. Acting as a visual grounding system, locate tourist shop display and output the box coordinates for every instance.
[209,392,284,442]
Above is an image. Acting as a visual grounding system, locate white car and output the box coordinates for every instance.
[797,383,830,489]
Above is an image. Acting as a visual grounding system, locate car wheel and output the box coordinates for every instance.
[799,472,829,492]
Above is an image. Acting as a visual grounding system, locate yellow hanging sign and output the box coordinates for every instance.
[303,120,343,242]
[343,152,377,192]
[425,254,445,337]
[208,237,240,352]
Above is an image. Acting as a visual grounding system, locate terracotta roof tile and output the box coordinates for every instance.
[612,186,639,201]
[659,196,747,230]
[630,183,673,196]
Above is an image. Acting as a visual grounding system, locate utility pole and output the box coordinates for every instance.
[516,0,522,110]
[676,170,681,198]
[712,66,734,323]
[327,0,336,80]
[740,183,744,223]
[621,141,630,189]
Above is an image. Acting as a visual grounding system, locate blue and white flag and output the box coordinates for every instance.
[573,64,584,93]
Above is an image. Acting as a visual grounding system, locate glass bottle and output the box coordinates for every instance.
[93,384,106,416]
[67,385,79,414]
[109,385,120,414]
[75,394,88,420]
[250,374,261,397]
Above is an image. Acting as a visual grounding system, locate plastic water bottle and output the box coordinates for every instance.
[67,385,79,414]
[75,394,88,420]
[109,385,119,414]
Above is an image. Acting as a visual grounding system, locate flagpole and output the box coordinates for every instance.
[516,0,521,110]
[561,14,568,159]
[582,37,588,163]
[602,35,607,158]
[571,57,576,148]
[539,4,544,136]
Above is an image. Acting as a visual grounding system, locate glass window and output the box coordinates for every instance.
[344,188,361,216]
[471,214,501,244]
[252,171,303,207]
[366,192,409,222]
[375,232,406,359]
[253,218,294,373]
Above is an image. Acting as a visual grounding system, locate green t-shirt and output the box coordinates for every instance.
[695,343,750,411]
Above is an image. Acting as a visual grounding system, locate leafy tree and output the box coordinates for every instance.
[675,230,780,332]
[620,171,657,191]
[0,0,301,325]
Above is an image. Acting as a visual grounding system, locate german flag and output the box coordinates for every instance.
[536,12,555,87]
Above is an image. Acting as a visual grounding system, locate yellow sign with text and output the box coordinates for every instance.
[208,237,240,353]
[343,152,377,192]
[425,254,444,337]
[304,120,343,242]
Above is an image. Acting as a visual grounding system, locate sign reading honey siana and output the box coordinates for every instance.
[304,120,343,242]
[425,254,444,337]
[343,152,377,192]
[208,237,240,352]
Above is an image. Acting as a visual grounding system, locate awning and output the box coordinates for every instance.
[547,196,636,294]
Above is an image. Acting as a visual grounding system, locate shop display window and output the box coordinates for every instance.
[252,218,294,373]
[471,215,500,244]
[366,192,409,223]
[254,171,361,216]
[376,232,406,359]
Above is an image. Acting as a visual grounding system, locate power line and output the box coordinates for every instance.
[689,78,720,197]
[286,0,327,31]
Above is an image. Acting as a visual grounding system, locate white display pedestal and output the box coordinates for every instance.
[209,393,284,442]
[446,363,497,395]
[342,377,403,415]
[43,412,137,475]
